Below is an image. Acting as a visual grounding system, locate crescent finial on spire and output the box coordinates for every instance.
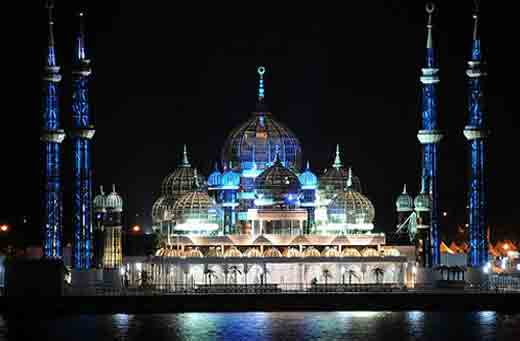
[257,66,266,102]
[472,0,480,41]
[425,3,435,49]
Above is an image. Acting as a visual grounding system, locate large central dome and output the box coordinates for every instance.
[221,67,302,172]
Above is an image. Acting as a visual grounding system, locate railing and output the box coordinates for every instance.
[66,282,412,296]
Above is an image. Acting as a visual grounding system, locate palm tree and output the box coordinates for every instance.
[322,268,333,286]
[347,270,359,285]
[204,268,217,286]
[229,265,242,284]
[372,267,385,284]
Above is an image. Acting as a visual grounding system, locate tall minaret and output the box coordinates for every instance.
[464,1,488,267]
[71,11,95,269]
[416,3,443,267]
[41,1,65,258]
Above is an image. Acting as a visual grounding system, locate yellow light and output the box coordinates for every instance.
[132,225,140,232]
[0,224,9,232]
[504,244,509,250]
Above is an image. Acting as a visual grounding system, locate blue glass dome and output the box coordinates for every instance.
[221,163,241,188]
[207,163,222,188]
[298,161,318,189]
[396,184,414,212]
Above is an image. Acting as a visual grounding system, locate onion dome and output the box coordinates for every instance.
[299,161,318,189]
[221,67,302,172]
[105,184,123,212]
[255,151,301,202]
[327,170,374,230]
[152,196,169,224]
[207,162,222,188]
[396,184,414,212]
[319,145,362,201]
[221,161,241,188]
[172,171,218,233]
[414,179,431,212]
[93,186,107,213]
[161,145,206,200]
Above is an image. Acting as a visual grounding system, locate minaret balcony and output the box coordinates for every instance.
[417,130,443,144]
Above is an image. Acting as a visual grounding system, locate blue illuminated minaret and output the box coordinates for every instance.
[299,161,318,234]
[416,3,443,267]
[71,12,95,269]
[464,2,488,267]
[41,1,65,258]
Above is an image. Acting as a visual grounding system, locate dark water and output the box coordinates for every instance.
[1,311,520,340]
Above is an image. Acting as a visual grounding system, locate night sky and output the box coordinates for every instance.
[2,1,517,244]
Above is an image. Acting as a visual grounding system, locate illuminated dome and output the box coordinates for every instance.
[221,162,241,188]
[221,67,302,172]
[298,161,318,189]
[161,145,206,200]
[255,153,301,203]
[414,192,431,212]
[396,184,414,212]
[172,178,219,234]
[93,186,107,213]
[105,185,123,212]
[327,172,374,231]
[207,163,222,188]
[319,146,362,202]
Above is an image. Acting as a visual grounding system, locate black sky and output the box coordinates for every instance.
[2,1,517,243]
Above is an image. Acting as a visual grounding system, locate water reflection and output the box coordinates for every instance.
[1,311,519,341]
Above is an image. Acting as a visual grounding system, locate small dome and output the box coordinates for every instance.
[105,185,123,212]
[414,192,431,211]
[93,186,107,213]
[396,184,414,212]
[161,145,206,200]
[263,247,282,257]
[319,146,362,201]
[255,153,301,202]
[172,179,218,233]
[299,161,318,189]
[303,246,321,257]
[224,246,242,257]
[207,163,222,187]
[327,184,375,229]
[321,247,340,257]
[221,163,241,188]
[244,248,262,257]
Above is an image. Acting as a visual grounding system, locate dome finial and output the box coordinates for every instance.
[402,184,407,194]
[306,160,310,170]
[333,144,342,169]
[100,185,104,195]
[425,3,435,49]
[193,168,200,189]
[257,66,266,103]
[347,167,353,188]
[274,144,281,164]
[214,162,219,172]
[181,144,191,167]
[112,184,116,193]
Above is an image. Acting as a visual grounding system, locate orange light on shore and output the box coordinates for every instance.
[503,244,510,251]
[0,224,9,232]
[132,225,141,232]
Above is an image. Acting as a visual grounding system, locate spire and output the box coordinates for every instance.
[471,0,481,61]
[402,184,407,195]
[112,184,116,193]
[45,0,56,67]
[306,160,310,171]
[73,11,92,77]
[180,144,191,167]
[75,12,86,62]
[424,3,436,68]
[333,144,342,169]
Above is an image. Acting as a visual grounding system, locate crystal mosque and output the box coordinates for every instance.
[39,1,491,291]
